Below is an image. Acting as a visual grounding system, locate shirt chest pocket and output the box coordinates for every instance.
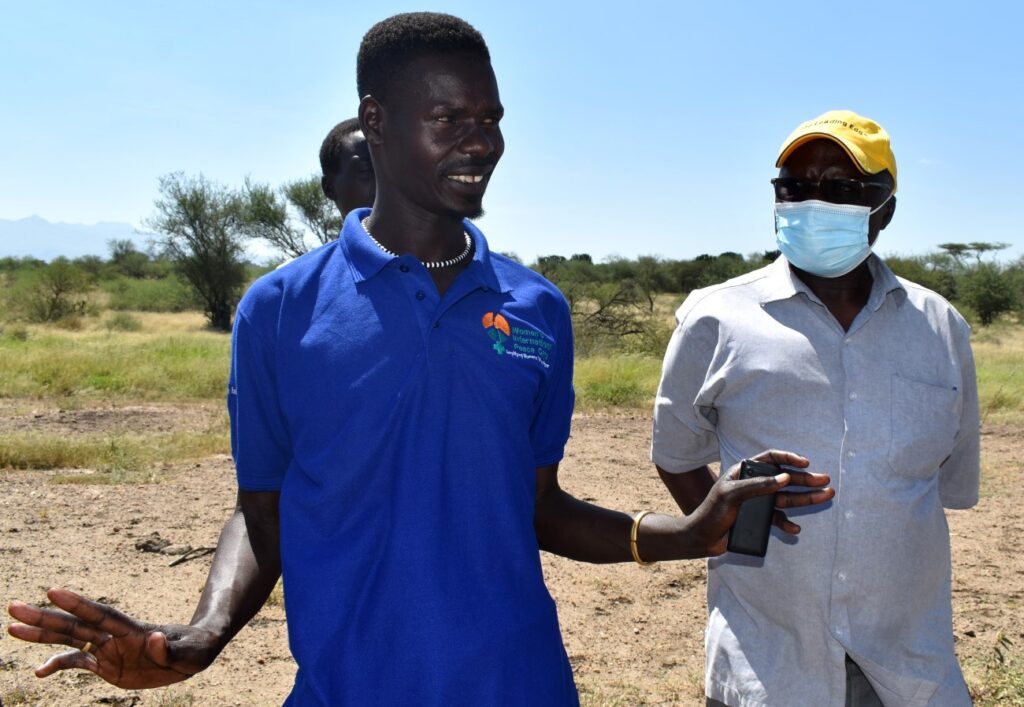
[888,374,959,480]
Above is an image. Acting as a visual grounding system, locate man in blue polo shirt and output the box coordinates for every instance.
[7,13,834,705]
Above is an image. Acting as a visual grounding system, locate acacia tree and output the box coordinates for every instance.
[241,176,342,259]
[282,175,342,248]
[146,173,249,332]
[960,262,1018,326]
[24,257,90,322]
[242,179,308,260]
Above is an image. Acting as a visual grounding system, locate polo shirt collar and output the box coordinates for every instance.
[340,207,509,294]
[760,253,906,309]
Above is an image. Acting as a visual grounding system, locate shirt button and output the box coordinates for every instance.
[844,511,854,520]
[415,291,426,301]
[399,265,410,273]
[847,450,856,458]
[848,392,858,400]
[433,322,440,329]
[837,572,847,581]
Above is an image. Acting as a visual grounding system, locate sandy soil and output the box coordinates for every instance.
[0,405,1021,706]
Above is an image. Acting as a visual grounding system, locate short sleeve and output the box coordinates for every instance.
[651,299,721,473]
[939,321,980,509]
[228,310,292,491]
[529,304,575,467]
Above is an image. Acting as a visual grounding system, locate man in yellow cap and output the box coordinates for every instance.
[652,110,979,706]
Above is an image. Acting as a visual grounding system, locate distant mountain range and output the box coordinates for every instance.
[0,216,279,263]
[0,216,148,261]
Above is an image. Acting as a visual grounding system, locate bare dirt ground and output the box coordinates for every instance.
[1,405,1021,706]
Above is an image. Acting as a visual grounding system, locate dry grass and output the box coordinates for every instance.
[0,312,229,402]
[972,323,1024,426]
[0,430,229,480]
[964,633,1024,706]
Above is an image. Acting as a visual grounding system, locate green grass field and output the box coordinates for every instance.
[0,310,1021,475]
[1,310,1021,418]
[0,313,229,401]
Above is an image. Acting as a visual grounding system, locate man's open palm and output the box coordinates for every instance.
[8,588,218,689]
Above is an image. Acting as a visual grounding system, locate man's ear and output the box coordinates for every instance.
[879,195,896,231]
[359,96,384,146]
[320,175,333,200]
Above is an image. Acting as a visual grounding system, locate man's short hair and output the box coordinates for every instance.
[356,12,490,103]
[319,118,361,178]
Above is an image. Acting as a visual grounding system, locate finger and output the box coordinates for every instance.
[7,622,108,652]
[728,473,790,501]
[8,600,45,625]
[776,488,836,508]
[782,471,831,488]
[8,601,107,644]
[148,631,170,667]
[751,450,810,468]
[772,510,801,534]
[47,588,134,638]
[35,649,99,678]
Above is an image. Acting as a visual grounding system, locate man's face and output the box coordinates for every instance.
[374,51,504,219]
[322,131,376,218]
[777,139,895,246]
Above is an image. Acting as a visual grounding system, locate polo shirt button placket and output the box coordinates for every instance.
[400,265,410,273]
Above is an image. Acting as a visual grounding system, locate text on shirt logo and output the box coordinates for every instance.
[481,311,552,368]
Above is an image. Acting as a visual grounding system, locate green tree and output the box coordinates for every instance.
[283,175,343,248]
[242,179,308,260]
[107,239,151,279]
[146,173,249,332]
[966,241,1010,263]
[938,242,972,266]
[243,176,345,259]
[885,255,958,301]
[24,257,91,322]
[960,262,1018,326]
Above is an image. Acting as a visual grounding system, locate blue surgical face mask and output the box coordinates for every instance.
[774,196,892,278]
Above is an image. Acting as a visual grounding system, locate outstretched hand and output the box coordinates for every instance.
[688,450,834,556]
[7,588,219,689]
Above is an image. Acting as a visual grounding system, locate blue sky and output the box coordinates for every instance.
[1,1,1021,263]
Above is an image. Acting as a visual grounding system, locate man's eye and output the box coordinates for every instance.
[435,115,454,123]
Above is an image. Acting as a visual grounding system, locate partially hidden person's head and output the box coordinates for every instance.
[320,118,375,219]
[772,109,898,277]
[356,12,503,221]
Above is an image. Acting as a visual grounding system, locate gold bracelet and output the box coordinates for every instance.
[630,510,655,566]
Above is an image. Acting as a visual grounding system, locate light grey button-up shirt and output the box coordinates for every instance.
[652,255,979,707]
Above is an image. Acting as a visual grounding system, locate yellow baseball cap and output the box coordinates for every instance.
[776,109,898,190]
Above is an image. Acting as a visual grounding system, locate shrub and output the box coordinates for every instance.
[105,313,143,332]
[961,262,1019,326]
[53,315,84,331]
[4,325,29,341]
[104,275,201,312]
[17,258,92,323]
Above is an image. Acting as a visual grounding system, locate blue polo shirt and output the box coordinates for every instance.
[228,209,578,706]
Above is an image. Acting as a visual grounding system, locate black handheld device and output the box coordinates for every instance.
[726,459,779,557]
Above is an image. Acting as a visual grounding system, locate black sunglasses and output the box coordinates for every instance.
[771,177,892,206]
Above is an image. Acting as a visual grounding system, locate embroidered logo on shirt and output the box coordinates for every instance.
[482,311,553,368]
[482,312,511,354]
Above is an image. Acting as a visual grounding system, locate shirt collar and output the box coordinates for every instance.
[340,208,509,293]
[759,253,906,309]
